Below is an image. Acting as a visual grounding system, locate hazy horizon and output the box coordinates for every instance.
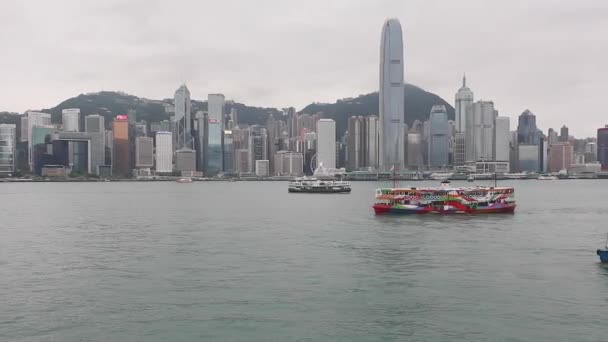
[1,0,607,137]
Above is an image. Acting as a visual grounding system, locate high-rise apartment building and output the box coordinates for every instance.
[62,108,80,132]
[379,18,405,171]
[155,131,173,173]
[316,119,336,169]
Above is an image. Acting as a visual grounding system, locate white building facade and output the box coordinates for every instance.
[155,131,173,173]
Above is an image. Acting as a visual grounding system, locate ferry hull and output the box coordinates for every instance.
[597,249,608,263]
[373,203,516,215]
[289,188,351,194]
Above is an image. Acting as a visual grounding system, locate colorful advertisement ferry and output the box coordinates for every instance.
[373,184,516,215]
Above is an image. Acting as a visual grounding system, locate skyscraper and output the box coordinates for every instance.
[26,111,52,168]
[316,119,336,169]
[598,126,608,170]
[112,116,131,177]
[173,85,193,150]
[455,74,474,133]
[428,105,449,168]
[517,110,541,145]
[548,143,573,172]
[155,131,173,173]
[379,18,405,171]
[367,116,379,170]
[85,114,106,175]
[467,101,496,162]
[135,137,154,168]
[547,128,559,146]
[559,125,569,142]
[206,94,225,175]
[62,108,80,132]
[494,116,510,162]
[0,124,16,175]
[249,125,268,172]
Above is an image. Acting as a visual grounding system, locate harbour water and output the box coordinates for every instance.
[1,180,607,341]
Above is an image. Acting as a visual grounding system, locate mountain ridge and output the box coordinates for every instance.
[0,84,454,139]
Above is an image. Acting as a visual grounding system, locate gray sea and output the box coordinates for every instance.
[1,180,607,341]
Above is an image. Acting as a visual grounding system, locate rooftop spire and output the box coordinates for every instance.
[463,73,466,87]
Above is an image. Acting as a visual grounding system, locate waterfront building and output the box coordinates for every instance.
[174,84,193,150]
[274,151,304,177]
[379,18,405,171]
[453,133,466,166]
[85,115,106,175]
[135,137,154,168]
[0,124,17,175]
[223,130,234,175]
[255,160,270,177]
[467,101,496,162]
[20,116,28,142]
[455,74,474,133]
[112,116,131,177]
[494,116,511,163]
[155,131,173,173]
[175,149,196,172]
[406,132,423,169]
[598,126,608,170]
[428,105,449,168]
[548,143,574,172]
[26,111,52,168]
[518,144,541,172]
[249,125,268,172]
[316,119,336,169]
[62,108,80,132]
[234,149,250,174]
[206,121,223,175]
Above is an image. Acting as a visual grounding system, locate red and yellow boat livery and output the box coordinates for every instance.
[373,185,516,215]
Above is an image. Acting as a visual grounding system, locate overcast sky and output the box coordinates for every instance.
[1,0,606,137]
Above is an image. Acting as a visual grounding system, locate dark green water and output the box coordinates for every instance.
[1,180,607,341]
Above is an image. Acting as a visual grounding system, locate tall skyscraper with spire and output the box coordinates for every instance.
[379,18,405,171]
[455,74,474,133]
[173,84,193,151]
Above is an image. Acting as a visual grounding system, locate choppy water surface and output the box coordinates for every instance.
[1,180,607,341]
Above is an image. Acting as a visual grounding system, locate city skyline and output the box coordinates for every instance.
[1,1,606,138]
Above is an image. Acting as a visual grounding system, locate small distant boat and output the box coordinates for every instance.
[467,175,474,182]
[597,234,608,263]
[176,177,193,183]
[537,174,558,180]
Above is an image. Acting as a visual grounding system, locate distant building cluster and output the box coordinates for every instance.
[0,18,606,179]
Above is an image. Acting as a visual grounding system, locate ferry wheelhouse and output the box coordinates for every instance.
[373,185,516,215]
